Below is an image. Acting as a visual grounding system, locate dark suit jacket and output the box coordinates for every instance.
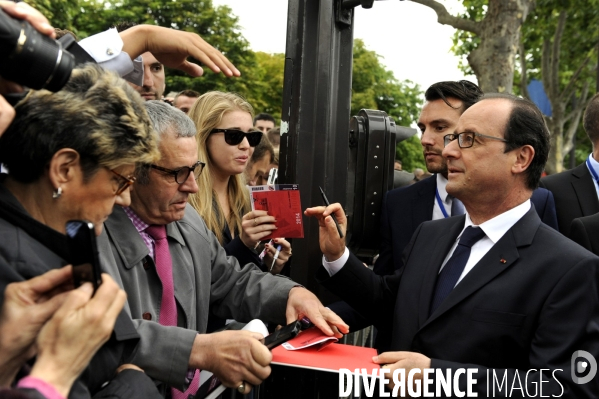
[374,175,558,275]
[540,162,599,238]
[571,213,599,255]
[318,209,599,397]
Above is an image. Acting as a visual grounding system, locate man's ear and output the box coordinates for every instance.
[48,148,81,189]
[512,145,535,175]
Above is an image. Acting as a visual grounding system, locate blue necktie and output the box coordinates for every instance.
[430,226,486,315]
[450,196,465,216]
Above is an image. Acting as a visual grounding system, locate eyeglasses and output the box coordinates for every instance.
[443,131,508,148]
[108,169,136,195]
[209,128,263,147]
[150,161,206,184]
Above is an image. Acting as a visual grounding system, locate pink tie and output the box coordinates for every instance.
[145,225,199,399]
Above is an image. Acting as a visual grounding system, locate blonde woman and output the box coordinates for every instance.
[188,91,292,275]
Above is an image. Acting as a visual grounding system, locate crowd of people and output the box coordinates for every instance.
[1,1,598,399]
[0,2,346,399]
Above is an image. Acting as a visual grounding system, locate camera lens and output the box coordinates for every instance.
[0,9,74,92]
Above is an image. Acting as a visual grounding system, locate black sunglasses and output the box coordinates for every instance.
[209,128,263,147]
[150,161,206,184]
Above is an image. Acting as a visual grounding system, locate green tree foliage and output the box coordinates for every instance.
[396,135,426,173]
[515,0,598,170]
[351,39,422,127]
[24,0,81,32]
[251,52,285,121]
[352,39,424,172]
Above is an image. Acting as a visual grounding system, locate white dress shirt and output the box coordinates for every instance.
[439,199,530,285]
[79,28,144,86]
[324,200,531,283]
[432,173,451,220]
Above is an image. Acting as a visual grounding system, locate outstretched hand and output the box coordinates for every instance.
[120,25,241,78]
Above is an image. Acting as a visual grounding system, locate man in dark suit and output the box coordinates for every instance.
[571,213,599,255]
[374,81,482,275]
[307,94,599,397]
[376,80,557,275]
[539,92,599,238]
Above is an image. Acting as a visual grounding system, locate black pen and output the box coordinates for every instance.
[318,186,344,238]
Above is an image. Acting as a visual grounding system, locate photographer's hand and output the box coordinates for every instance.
[0,266,73,387]
[0,1,55,38]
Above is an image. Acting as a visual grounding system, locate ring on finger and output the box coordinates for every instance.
[237,382,245,393]
[253,218,257,226]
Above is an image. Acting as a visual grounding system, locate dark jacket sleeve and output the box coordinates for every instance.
[570,218,593,251]
[373,191,395,276]
[92,370,162,399]
[532,188,559,230]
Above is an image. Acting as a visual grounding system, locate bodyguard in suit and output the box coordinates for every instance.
[99,101,347,397]
[571,212,599,255]
[540,92,599,238]
[307,93,599,397]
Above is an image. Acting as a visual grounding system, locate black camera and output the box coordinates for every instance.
[0,8,86,92]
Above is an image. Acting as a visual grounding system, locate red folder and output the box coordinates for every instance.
[272,343,379,376]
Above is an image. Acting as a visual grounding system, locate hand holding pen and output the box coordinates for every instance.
[318,186,344,238]
[264,238,292,274]
[304,195,347,262]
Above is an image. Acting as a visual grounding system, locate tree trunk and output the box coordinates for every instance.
[411,0,534,93]
[468,0,533,93]
[544,108,566,175]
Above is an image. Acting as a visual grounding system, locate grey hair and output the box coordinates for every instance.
[144,100,197,140]
[136,101,197,184]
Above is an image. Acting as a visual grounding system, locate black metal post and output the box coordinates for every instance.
[279,0,354,304]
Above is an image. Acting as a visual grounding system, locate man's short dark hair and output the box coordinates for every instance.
[54,28,77,40]
[253,112,275,125]
[583,93,599,145]
[112,21,137,32]
[425,80,483,112]
[174,89,200,104]
[483,93,550,190]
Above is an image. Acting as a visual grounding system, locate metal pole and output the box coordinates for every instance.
[279,0,354,304]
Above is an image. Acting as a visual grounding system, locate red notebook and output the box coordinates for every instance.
[272,343,379,376]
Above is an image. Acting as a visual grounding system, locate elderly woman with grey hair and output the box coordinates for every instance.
[0,64,161,399]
